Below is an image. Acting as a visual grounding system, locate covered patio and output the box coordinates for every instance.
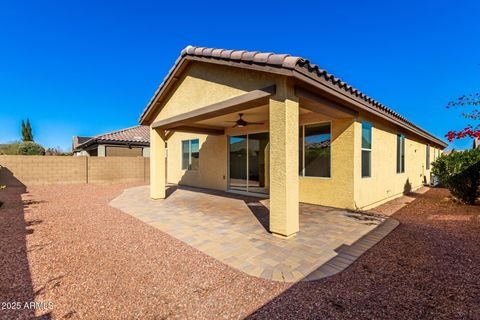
[149,81,358,238]
[110,185,398,282]
[141,46,447,241]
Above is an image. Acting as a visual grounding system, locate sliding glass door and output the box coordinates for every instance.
[229,132,269,194]
[229,135,248,192]
[247,132,269,194]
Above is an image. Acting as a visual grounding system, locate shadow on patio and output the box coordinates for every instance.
[166,184,270,231]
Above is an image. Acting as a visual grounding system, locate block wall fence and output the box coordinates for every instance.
[0,155,150,186]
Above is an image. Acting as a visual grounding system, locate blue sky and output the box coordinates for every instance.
[0,0,478,151]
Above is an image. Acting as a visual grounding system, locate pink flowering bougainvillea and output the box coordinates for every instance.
[445,93,480,142]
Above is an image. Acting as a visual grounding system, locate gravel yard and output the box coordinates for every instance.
[1,184,479,319]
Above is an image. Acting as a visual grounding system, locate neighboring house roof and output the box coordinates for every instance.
[442,149,463,156]
[139,45,447,148]
[74,125,150,151]
[72,136,92,150]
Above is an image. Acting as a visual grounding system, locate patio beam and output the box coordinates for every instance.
[168,125,225,136]
[296,86,358,119]
[151,85,276,130]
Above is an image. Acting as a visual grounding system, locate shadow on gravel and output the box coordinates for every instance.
[0,169,51,319]
[245,189,480,319]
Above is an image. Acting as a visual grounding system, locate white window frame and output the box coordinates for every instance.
[396,134,406,174]
[181,139,199,171]
[299,121,332,179]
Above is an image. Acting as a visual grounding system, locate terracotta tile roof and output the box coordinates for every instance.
[140,45,447,148]
[184,46,301,69]
[75,125,149,150]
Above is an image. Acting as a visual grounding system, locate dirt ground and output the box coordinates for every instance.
[0,184,479,319]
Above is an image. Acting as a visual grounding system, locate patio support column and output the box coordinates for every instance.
[269,79,299,238]
[150,127,166,199]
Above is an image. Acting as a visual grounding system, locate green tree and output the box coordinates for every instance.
[21,118,34,142]
[21,120,26,140]
[18,141,45,155]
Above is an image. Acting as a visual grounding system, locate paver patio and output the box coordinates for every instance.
[110,185,398,282]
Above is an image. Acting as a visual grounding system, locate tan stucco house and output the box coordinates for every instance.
[73,125,150,157]
[140,46,447,238]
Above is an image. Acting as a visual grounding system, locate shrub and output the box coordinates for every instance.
[0,142,21,155]
[17,141,45,156]
[432,148,480,204]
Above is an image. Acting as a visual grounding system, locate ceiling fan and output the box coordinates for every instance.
[226,113,264,128]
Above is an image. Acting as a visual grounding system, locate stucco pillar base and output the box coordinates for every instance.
[150,127,166,199]
[271,231,297,239]
[268,79,300,237]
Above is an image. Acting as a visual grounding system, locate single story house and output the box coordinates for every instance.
[139,46,447,238]
[73,125,150,157]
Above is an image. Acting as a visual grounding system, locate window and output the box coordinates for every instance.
[181,139,199,170]
[426,144,430,170]
[361,122,372,177]
[299,123,331,178]
[396,134,405,173]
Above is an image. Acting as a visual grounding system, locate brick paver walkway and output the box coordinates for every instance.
[110,185,398,282]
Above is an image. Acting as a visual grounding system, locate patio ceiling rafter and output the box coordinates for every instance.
[167,125,225,136]
[151,85,276,130]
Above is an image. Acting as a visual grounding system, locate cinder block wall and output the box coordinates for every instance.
[144,157,150,182]
[88,157,145,183]
[0,155,150,186]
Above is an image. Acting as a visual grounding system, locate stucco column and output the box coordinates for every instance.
[98,145,106,157]
[150,127,166,199]
[269,80,299,238]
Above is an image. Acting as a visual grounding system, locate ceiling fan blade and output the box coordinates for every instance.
[224,121,238,123]
[247,122,265,125]
[232,124,238,128]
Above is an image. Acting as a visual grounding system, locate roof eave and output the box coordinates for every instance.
[76,139,150,150]
[139,46,448,148]
[139,51,298,125]
[96,140,150,147]
[292,68,448,148]
[139,51,192,125]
